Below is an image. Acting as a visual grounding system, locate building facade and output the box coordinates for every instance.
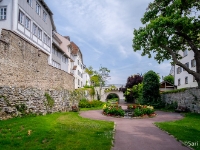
[52,32,74,73]
[0,0,56,63]
[174,50,198,89]
[70,42,85,89]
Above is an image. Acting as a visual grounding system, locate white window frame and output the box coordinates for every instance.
[32,23,37,36]
[38,27,42,40]
[183,50,188,57]
[27,0,32,7]
[43,10,47,22]
[25,16,31,30]
[18,10,25,25]
[178,78,181,86]
[191,59,196,67]
[36,2,41,16]
[185,77,188,84]
[183,62,189,71]
[0,7,7,20]
[43,33,47,44]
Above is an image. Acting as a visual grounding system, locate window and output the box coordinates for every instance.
[27,0,32,6]
[191,59,196,67]
[193,76,196,82]
[178,79,181,86]
[78,60,79,65]
[57,51,61,58]
[183,50,188,57]
[183,62,189,71]
[62,56,67,63]
[32,23,37,36]
[47,37,50,46]
[52,60,61,69]
[18,10,25,25]
[43,11,47,22]
[36,3,41,15]
[177,67,182,74]
[43,33,47,43]
[38,28,42,40]
[78,79,80,85]
[25,16,31,30]
[0,7,7,20]
[185,77,188,84]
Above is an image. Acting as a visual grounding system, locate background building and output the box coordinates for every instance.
[0,0,56,63]
[174,50,197,89]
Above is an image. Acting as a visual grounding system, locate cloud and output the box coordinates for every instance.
[45,0,171,84]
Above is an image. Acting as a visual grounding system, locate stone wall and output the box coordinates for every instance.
[0,86,75,120]
[0,29,74,90]
[0,29,75,119]
[161,88,200,113]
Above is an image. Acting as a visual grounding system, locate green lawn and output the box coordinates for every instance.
[155,113,200,150]
[0,112,114,150]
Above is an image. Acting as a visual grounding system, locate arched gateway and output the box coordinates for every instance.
[96,84,125,104]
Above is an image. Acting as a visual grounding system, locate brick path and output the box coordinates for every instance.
[80,107,189,150]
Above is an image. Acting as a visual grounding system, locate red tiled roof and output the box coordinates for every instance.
[70,42,79,55]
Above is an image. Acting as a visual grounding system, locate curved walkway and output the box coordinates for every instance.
[80,107,189,150]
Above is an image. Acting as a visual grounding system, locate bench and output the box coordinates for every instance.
[175,106,189,112]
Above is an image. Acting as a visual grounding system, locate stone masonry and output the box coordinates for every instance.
[161,88,200,113]
[0,29,75,119]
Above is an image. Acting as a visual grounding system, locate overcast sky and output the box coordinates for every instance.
[45,0,171,85]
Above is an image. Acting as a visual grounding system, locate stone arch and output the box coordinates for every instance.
[106,93,120,102]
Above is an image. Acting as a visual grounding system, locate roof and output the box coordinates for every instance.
[70,42,83,63]
[39,0,56,31]
[160,81,177,88]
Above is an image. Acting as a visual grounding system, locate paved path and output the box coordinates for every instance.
[80,107,189,150]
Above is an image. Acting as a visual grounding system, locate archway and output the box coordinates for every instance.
[106,93,120,103]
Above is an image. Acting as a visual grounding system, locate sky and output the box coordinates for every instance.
[45,0,172,85]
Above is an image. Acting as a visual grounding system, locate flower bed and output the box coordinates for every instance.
[103,104,125,117]
[128,104,156,117]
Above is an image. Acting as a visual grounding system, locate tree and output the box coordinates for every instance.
[133,0,200,88]
[125,74,143,88]
[163,75,174,84]
[143,70,160,104]
[123,74,143,103]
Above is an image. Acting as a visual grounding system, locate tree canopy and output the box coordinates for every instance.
[163,75,174,84]
[133,0,200,88]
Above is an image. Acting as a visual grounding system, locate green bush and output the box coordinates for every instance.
[134,108,143,117]
[78,100,104,108]
[143,70,161,104]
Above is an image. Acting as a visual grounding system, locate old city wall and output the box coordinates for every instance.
[0,29,75,119]
[162,88,200,113]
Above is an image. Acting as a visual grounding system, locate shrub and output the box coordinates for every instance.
[134,108,143,117]
[103,104,124,116]
[143,70,161,104]
[78,100,104,108]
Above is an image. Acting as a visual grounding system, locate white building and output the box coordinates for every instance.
[174,50,198,89]
[70,41,86,89]
[0,0,56,63]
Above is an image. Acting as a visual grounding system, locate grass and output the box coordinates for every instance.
[155,113,200,150]
[80,106,103,111]
[0,112,114,150]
